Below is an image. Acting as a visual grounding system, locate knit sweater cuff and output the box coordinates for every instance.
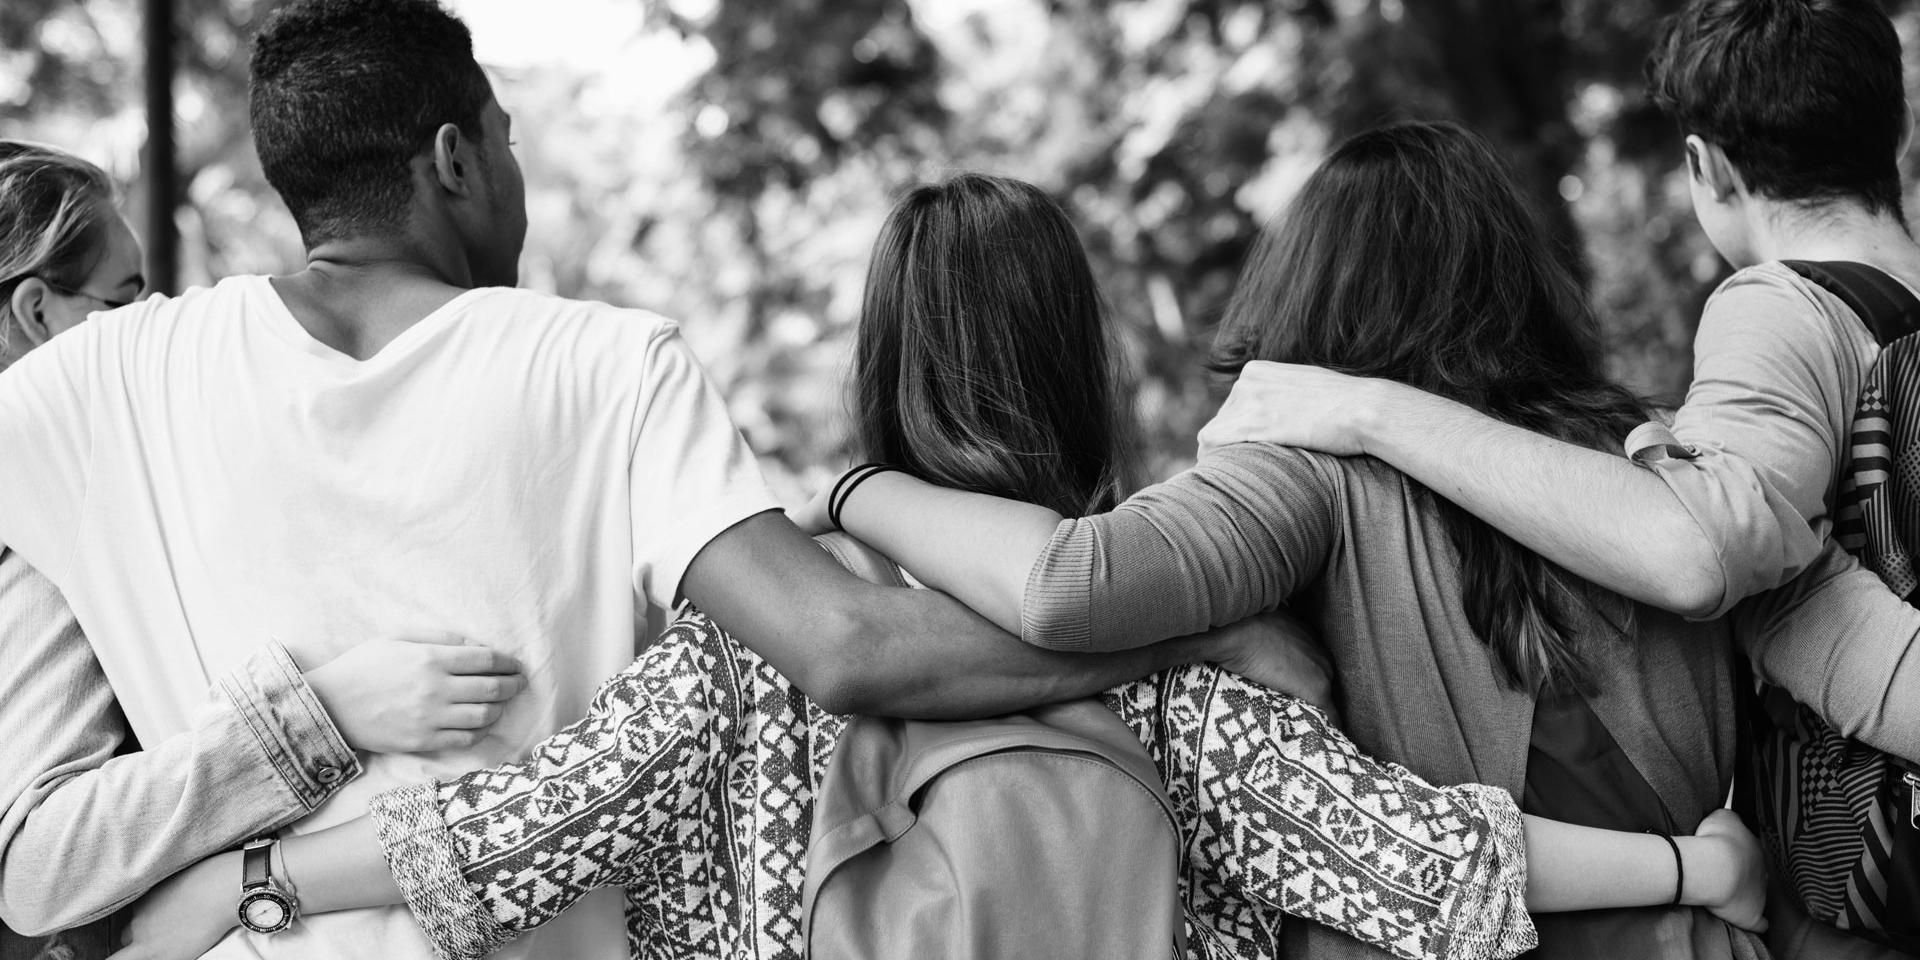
[369,781,517,960]
[1434,783,1537,960]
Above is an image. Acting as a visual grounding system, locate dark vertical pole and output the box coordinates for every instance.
[144,0,178,295]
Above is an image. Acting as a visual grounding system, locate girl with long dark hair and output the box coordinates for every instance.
[815,125,1765,960]
[118,163,1760,960]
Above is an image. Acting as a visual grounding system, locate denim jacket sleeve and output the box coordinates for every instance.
[0,549,363,934]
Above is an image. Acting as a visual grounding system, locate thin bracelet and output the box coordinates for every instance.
[825,464,883,533]
[272,837,298,897]
[828,464,888,531]
[825,462,883,522]
[831,465,903,531]
[1648,829,1683,905]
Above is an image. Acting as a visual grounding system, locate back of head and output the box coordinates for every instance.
[0,140,113,357]
[249,0,494,247]
[854,173,1134,519]
[1214,121,1648,692]
[1648,0,1907,217]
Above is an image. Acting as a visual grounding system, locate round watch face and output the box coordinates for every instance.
[238,890,294,933]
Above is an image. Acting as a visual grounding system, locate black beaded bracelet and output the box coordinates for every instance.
[829,464,900,531]
[1649,829,1684,905]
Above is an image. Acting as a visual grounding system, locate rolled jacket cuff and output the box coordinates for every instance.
[216,641,360,810]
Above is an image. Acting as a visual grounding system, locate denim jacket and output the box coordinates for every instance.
[0,549,360,935]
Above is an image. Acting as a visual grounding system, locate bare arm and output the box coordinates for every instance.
[676,511,1221,718]
[1522,810,1764,929]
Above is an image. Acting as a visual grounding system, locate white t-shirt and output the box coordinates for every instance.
[0,275,780,959]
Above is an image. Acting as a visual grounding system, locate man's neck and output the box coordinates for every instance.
[273,240,475,362]
[1746,199,1920,280]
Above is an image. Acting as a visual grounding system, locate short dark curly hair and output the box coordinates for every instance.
[249,0,495,246]
[1648,0,1906,218]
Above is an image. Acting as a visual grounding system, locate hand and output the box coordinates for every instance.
[1682,808,1769,933]
[1197,362,1384,460]
[109,851,240,960]
[1202,609,1338,715]
[790,481,836,536]
[305,636,526,753]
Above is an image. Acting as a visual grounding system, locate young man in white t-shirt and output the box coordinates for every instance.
[0,2,1256,957]
[1198,1,1920,956]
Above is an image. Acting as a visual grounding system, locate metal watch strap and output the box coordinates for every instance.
[242,837,275,889]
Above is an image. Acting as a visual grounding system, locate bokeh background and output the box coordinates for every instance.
[9,0,1920,500]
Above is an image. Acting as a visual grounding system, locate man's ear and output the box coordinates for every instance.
[7,278,56,349]
[429,122,474,197]
[1685,135,1741,202]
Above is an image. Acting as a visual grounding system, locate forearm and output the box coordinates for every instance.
[836,471,1056,635]
[842,586,1217,718]
[1356,382,1727,616]
[1522,817,1726,912]
[280,818,402,913]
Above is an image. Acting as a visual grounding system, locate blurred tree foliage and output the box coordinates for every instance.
[7,0,1920,497]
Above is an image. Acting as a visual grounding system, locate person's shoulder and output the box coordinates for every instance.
[9,279,233,375]
[473,287,681,343]
[1699,261,1861,359]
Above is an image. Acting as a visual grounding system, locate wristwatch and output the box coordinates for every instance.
[237,837,298,934]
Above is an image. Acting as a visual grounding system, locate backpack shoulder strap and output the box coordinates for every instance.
[1780,259,1920,347]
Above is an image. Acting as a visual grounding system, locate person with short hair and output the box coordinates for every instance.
[0,140,531,958]
[1199,2,1920,956]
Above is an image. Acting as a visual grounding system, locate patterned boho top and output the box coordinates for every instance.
[366,597,1541,958]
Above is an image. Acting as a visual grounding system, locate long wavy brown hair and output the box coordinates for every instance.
[853,173,1136,519]
[1213,121,1647,692]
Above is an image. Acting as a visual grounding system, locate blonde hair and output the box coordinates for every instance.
[0,140,114,357]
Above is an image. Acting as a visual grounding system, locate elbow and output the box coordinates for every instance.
[1657,561,1726,620]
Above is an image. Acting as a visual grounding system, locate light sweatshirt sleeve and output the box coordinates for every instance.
[0,550,361,933]
[1734,541,1920,760]
[1632,270,1854,616]
[1022,444,1338,652]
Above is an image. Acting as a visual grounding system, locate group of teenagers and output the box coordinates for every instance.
[0,0,1917,958]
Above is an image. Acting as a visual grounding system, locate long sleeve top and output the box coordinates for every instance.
[0,549,360,934]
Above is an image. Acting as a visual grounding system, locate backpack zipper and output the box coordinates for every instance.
[1907,771,1920,829]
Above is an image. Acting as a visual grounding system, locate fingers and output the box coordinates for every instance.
[436,644,524,676]
[445,673,525,703]
[439,701,504,730]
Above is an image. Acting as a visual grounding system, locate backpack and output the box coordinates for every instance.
[801,532,1186,960]
[1743,260,1920,952]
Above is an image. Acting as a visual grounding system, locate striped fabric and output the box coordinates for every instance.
[1750,261,1920,952]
